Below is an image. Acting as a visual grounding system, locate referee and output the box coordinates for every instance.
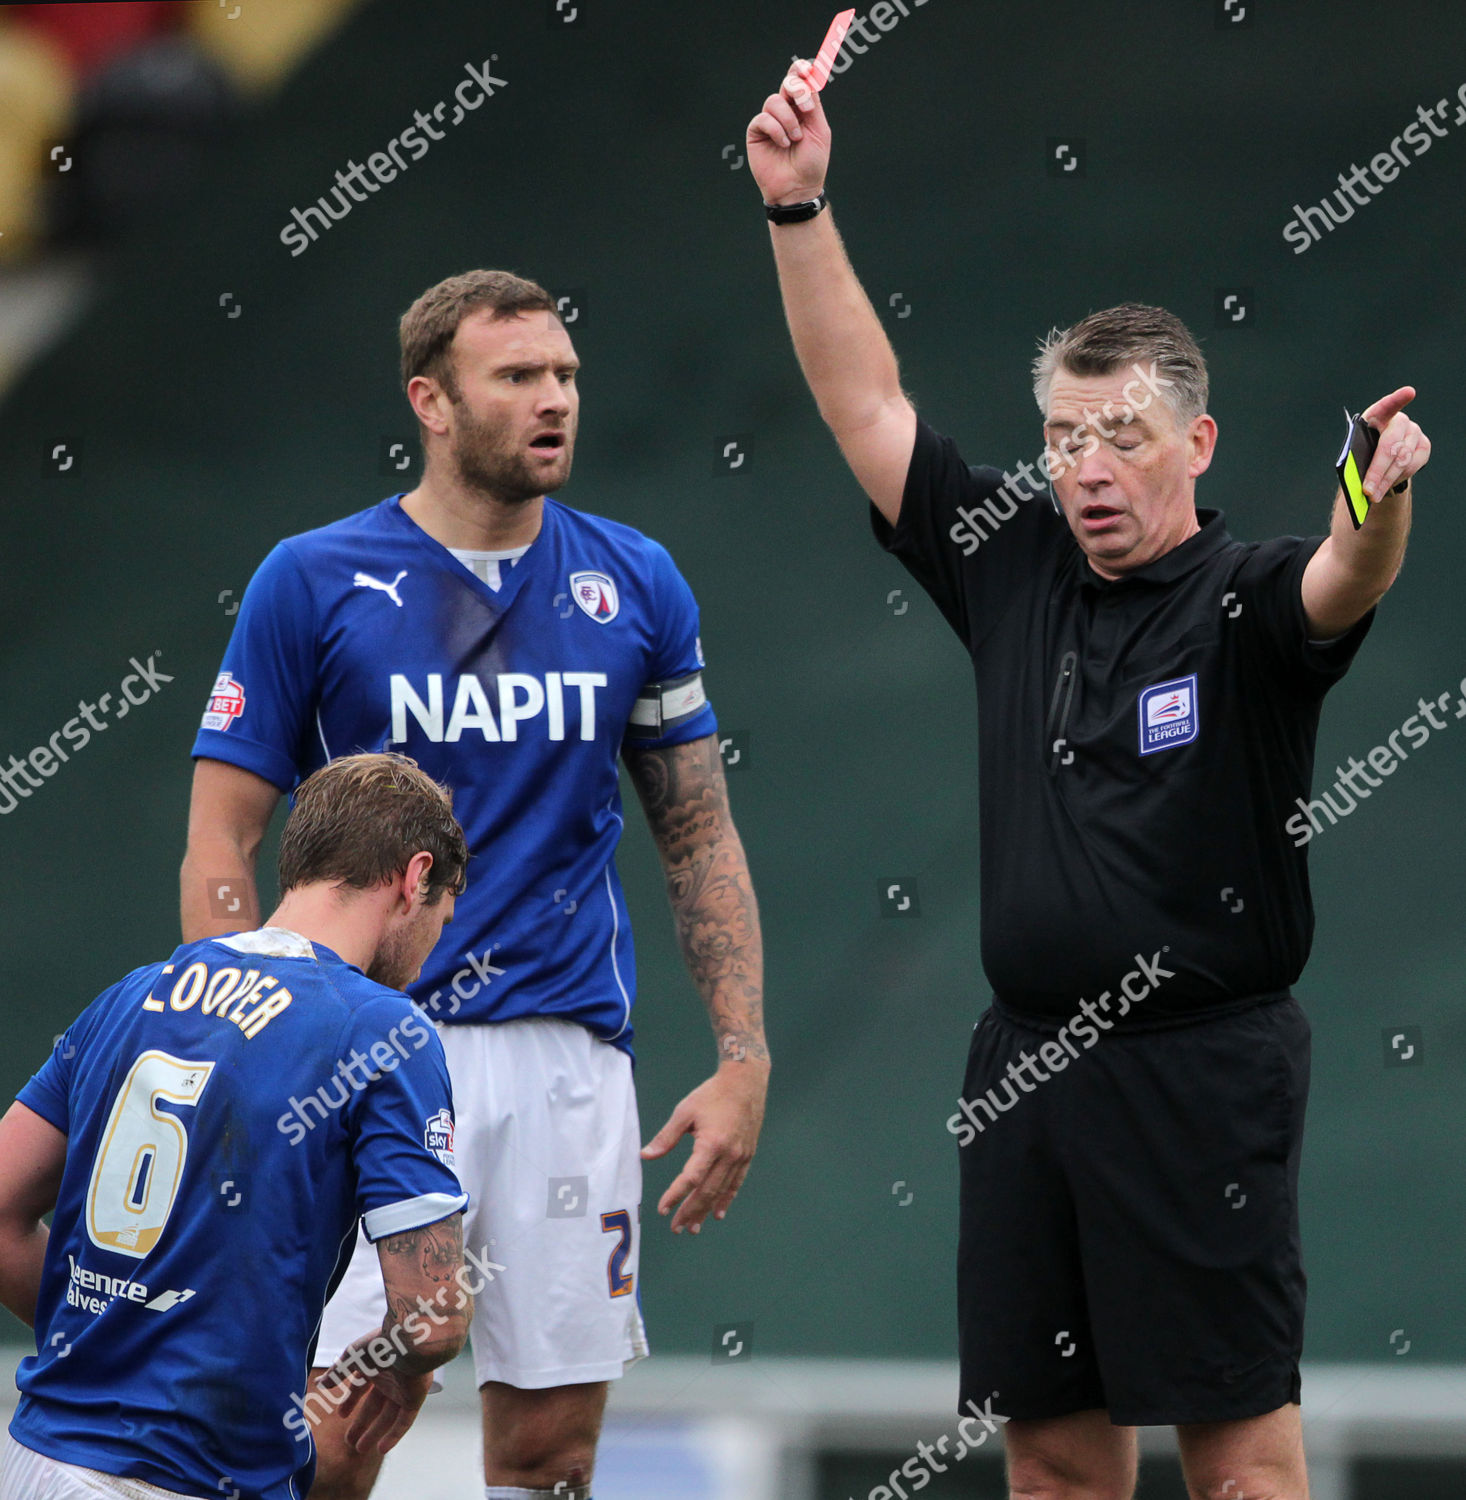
[747,60,1429,1500]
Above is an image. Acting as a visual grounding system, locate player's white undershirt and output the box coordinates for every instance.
[449,544,531,591]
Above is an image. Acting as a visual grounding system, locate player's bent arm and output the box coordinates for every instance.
[0,1103,67,1327]
[375,1212,470,1374]
[768,209,918,525]
[315,1215,469,1457]
[180,758,281,942]
[624,734,767,1068]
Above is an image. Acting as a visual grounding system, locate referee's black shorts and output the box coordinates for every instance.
[956,994,1309,1427]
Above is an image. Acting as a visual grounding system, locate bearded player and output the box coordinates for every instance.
[180,270,769,1500]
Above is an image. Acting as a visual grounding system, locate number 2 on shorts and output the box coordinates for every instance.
[600,1208,634,1297]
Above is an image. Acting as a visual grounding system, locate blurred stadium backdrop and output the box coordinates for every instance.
[1,1,1464,1496]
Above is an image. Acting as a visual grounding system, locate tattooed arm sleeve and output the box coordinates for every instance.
[623,733,768,1065]
[373,1211,470,1374]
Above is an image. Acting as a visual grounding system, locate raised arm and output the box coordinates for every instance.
[747,59,917,523]
[1301,387,1428,637]
[180,759,280,941]
[624,733,768,1233]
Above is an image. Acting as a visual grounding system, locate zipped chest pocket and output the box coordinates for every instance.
[1045,649,1079,776]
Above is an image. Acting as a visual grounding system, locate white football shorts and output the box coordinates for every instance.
[0,1437,211,1500]
[315,1016,648,1389]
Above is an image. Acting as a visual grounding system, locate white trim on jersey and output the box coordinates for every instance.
[603,797,632,1040]
[604,866,632,1040]
[306,1211,369,1389]
[362,1190,468,1242]
[315,708,331,762]
[448,544,532,593]
[216,927,316,960]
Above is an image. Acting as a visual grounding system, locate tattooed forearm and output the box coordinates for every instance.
[626,734,768,1064]
[381,1214,463,1291]
[375,1213,468,1372]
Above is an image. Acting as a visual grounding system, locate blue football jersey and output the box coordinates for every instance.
[191,496,717,1053]
[10,928,468,1500]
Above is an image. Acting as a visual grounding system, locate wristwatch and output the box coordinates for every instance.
[765,192,828,225]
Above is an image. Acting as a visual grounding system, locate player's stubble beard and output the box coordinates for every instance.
[365,932,414,991]
[367,909,438,992]
[450,395,574,506]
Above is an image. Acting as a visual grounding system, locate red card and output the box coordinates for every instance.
[806,8,856,90]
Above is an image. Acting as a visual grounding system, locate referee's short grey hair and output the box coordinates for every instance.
[1032,303,1209,427]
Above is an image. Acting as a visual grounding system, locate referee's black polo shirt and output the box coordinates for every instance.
[872,417,1374,1027]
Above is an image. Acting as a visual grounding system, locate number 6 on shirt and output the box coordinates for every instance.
[85,1052,216,1259]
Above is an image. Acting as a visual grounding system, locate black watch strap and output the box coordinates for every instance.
[765,192,828,225]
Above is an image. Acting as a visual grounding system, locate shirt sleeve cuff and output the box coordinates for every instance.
[361,1190,469,1242]
[1290,537,1376,676]
[191,732,299,794]
[15,1082,67,1135]
[869,414,940,556]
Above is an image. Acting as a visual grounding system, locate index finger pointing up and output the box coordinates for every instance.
[1362,385,1417,429]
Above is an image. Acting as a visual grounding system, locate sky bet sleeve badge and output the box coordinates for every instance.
[424,1108,456,1168]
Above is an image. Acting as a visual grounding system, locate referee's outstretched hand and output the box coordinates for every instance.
[1359,386,1431,499]
[747,58,831,207]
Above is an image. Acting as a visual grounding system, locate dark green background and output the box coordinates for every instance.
[2,0,1463,1367]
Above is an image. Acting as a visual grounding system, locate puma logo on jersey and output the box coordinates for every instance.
[353,570,408,608]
